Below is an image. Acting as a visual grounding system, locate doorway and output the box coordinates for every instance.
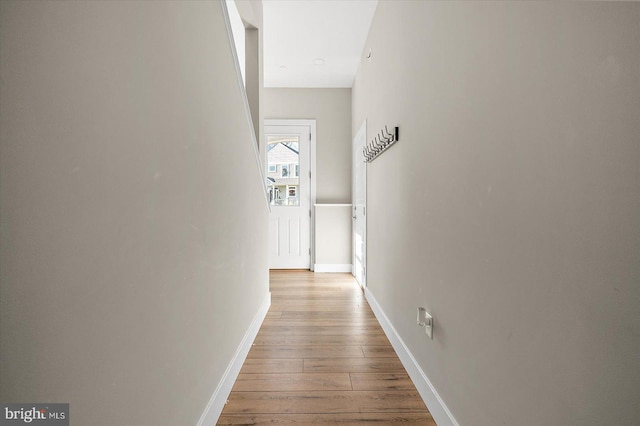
[265,120,316,269]
[352,121,367,288]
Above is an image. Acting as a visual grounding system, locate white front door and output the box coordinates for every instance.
[353,122,367,288]
[266,124,311,269]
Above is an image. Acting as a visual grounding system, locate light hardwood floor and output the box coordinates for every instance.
[217,270,435,425]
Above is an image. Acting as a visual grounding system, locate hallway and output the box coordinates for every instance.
[218,270,435,424]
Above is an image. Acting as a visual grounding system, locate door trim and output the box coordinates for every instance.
[264,119,316,270]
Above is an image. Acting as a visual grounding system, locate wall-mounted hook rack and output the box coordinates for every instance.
[363,125,399,162]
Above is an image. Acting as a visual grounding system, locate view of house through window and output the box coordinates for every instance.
[266,135,300,206]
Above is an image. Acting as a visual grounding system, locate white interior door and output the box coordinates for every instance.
[353,122,367,287]
[266,124,311,269]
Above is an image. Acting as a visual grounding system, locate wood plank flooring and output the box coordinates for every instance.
[218,270,434,425]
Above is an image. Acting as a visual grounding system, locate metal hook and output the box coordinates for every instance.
[373,135,381,148]
[384,129,390,142]
[383,125,393,141]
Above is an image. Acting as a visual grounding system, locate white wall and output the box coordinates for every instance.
[314,205,352,267]
[264,88,352,203]
[233,0,264,148]
[353,2,640,426]
[0,2,269,425]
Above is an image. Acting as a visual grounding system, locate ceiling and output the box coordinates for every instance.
[263,0,378,88]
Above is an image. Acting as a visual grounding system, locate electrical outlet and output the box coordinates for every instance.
[417,307,433,339]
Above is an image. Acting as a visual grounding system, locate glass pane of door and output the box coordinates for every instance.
[266,135,300,206]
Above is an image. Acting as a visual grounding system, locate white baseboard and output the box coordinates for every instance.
[364,288,458,426]
[196,292,271,426]
[313,263,352,273]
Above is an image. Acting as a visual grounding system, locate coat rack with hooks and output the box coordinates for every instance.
[363,125,399,162]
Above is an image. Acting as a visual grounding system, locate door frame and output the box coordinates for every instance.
[352,120,367,288]
[264,119,317,270]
